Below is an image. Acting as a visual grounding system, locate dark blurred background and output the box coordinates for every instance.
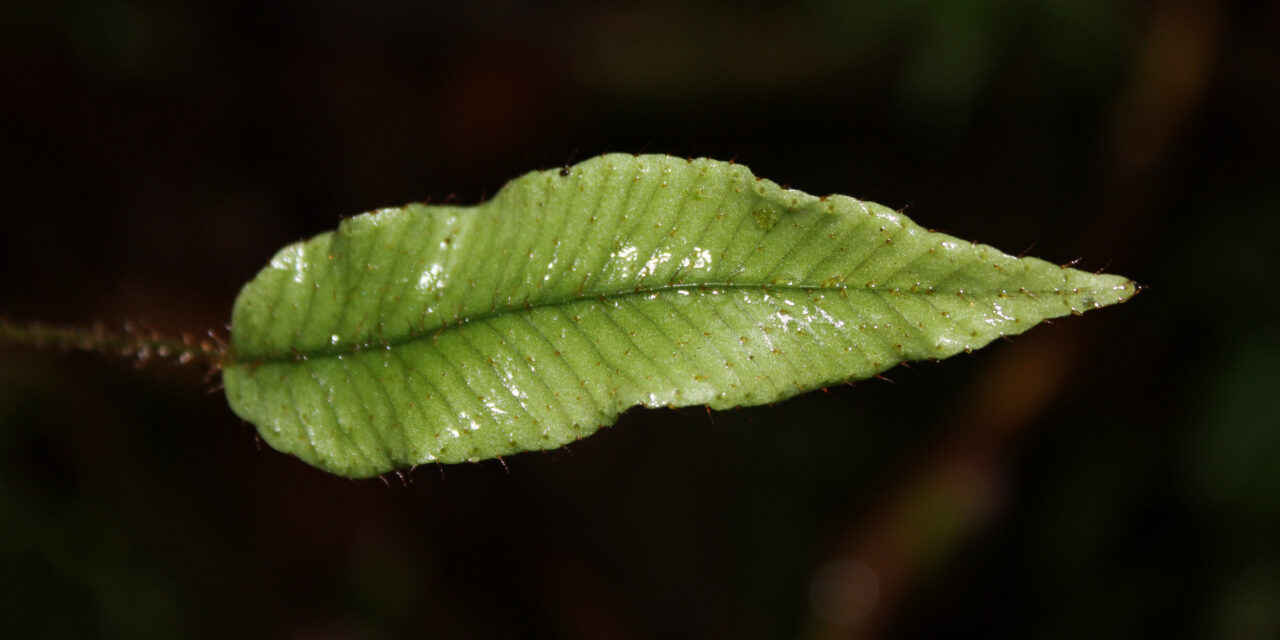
[1,1,1277,638]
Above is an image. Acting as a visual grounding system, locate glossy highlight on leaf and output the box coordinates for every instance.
[224,154,1135,478]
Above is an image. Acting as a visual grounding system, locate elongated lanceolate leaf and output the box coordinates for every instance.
[224,154,1135,478]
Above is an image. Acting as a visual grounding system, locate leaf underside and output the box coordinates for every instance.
[224,154,1135,478]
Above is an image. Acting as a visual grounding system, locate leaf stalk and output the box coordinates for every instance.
[0,318,226,369]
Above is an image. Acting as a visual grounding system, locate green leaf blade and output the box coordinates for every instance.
[225,154,1135,477]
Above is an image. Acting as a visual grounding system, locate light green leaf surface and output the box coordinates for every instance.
[224,154,1135,478]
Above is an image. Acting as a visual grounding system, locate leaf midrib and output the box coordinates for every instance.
[231,274,1060,368]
